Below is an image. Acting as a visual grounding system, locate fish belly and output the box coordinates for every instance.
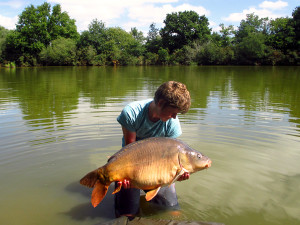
[106,141,181,189]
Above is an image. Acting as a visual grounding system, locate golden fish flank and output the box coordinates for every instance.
[80,137,212,207]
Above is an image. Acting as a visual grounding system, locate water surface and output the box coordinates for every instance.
[0,66,299,225]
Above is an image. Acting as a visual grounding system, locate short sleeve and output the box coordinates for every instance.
[166,117,182,138]
[117,105,136,132]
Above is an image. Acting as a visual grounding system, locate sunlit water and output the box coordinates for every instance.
[0,66,299,225]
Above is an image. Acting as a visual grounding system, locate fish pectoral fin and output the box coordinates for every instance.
[169,167,189,185]
[112,182,122,194]
[145,187,161,201]
[91,180,109,208]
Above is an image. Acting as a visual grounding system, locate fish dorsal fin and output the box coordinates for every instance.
[145,187,161,201]
[169,167,189,185]
[91,180,109,207]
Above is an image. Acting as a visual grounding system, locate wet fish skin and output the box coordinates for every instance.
[80,137,211,207]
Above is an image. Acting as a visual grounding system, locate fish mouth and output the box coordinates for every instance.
[205,160,212,168]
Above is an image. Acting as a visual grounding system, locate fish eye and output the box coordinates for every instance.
[197,154,202,159]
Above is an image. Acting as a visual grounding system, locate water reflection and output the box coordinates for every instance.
[1,66,299,134]
[0,66,300,225]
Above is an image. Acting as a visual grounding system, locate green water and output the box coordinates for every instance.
[0,66,299,225]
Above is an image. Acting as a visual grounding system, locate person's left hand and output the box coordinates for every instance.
[118,179,131,189]
[177,172,190,181]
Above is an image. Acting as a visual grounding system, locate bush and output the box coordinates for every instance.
[144,52,158,65]
[157,48,169,65]
[40,37,77,66]
[92,54,107,66]
[77,46,97,65]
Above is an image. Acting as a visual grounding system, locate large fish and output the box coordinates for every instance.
[80,137,212,207]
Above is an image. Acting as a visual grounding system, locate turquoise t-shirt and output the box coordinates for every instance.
[117,99,182,146]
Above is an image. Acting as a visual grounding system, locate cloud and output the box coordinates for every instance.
[209,21,221,32]
[127,3,209,27]
[259,0,288,10]
[223,1,287,23]
[0,15,18,29]
[49,0,209,32]
[49,0,127,31]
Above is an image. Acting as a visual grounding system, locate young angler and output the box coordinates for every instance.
[115,81,191,218]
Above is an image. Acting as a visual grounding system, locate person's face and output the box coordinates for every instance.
[158,105,180,122]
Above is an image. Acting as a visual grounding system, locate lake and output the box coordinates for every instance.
[0,66,299,225]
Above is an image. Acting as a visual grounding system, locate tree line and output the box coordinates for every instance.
[0,2,299,67]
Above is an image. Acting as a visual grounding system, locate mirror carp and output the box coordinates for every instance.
[80,137,211,207]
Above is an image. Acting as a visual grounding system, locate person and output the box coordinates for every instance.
[115,81,191,218]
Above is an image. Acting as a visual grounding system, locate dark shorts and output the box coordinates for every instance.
[114,183,179,217]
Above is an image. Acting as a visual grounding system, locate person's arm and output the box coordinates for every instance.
[122,126,136,145]
[118,126,136,189]
[166,119,190,181]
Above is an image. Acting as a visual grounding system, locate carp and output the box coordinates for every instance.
[80,137,211,207]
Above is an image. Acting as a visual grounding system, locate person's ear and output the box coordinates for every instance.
[157,99,165,108]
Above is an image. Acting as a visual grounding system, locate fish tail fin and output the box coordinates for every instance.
[80,169,99,188]
[91,180,109,207]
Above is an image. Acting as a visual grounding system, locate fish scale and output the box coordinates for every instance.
[80,137,211,207]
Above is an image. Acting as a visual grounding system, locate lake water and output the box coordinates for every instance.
[0,66,299,225]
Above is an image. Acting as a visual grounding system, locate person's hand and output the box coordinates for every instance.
[177,172,190,181]
[118,179,131,189]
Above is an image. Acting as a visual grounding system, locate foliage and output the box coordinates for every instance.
[157,48,169,64]
[235,32,268,64]
[160,11,211,53]
[267,17,295,53]
[104,27,145,65]
[292,7,300,51]
[130,27,145,44]
[235,13,269,43]
[78,19,107,55]
[0,26,10,63]
[92,54,107,66]
[77,45,97,65]
[40,37,77,65]
[0,3,299,66]
[144,52,158,65]
[145,23,162,53]
[4,2,78,66]
[219,24,235,47]
[234,13,269,64]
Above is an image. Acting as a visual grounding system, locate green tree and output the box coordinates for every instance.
[236,32,267,64]
[234,13,269,64]
[160,11,211,52]
[219,23,235,47]
[4,2,78,65]
[292,6,300,51]
[235,13,269,43]
[40,37,77,65]
[130,27,145,43]
[129,27,146,57]
[48,4,79,41]
[157,47,169,64]
[0,26,10,63]
[145,23,162,53]
[103,27,144,65]
[77,45,97,66]
[268,17,295,53]
[78,19,107,54]
[211,32,222,47]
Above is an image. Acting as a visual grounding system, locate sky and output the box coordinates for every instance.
[0,0,299,34]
